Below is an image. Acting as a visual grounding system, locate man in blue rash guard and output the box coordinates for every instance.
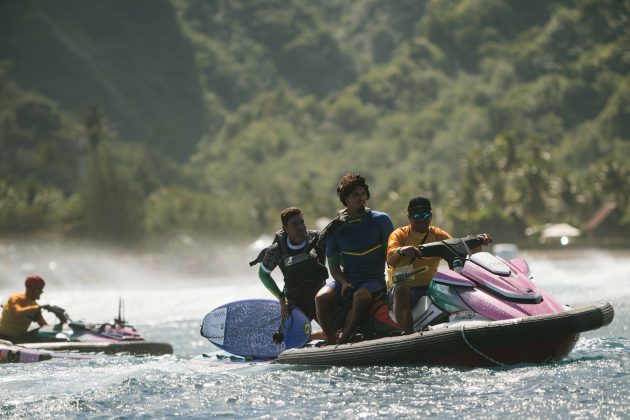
[315,173,394,344]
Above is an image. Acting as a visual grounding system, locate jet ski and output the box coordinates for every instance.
[275,236,614,367]
[16,299,173,356]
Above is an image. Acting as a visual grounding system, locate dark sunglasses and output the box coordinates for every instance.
[411,210,432,220]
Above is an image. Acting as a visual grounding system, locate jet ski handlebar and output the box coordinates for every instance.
[41,305,71,325]
[417,236,484,270]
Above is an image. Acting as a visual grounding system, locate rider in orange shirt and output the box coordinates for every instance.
[0,275,49,343]
[387,196,491,334]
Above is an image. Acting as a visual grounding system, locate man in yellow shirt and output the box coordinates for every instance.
[386,196,491,334]
[0,275,49,343]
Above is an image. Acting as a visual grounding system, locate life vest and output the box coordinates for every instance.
[274,231,329,303]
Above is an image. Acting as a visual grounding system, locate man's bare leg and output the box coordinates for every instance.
[393,284,413,334]
[315,287,338,343]
[338,288,371,343]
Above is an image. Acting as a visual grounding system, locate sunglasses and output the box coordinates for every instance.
[411,210,432,220]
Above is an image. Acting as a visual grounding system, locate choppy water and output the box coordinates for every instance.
[1,246,628,418]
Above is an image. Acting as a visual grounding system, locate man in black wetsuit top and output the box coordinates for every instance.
[251,207,345,324]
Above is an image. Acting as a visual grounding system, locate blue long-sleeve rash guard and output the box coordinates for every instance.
[326,210,394,285]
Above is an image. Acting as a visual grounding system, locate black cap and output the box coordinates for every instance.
[408,195,431,211]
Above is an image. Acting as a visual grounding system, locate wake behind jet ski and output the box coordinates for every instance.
[275,236,614,366]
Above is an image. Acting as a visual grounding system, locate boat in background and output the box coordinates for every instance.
[16,299,173,356]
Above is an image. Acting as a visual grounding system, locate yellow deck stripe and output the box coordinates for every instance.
[342,243,382,256]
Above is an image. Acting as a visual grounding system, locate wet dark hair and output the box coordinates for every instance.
[280,207,302,227]
[336,173,370,206]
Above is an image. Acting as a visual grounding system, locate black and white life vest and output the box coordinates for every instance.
[275,231,328,301]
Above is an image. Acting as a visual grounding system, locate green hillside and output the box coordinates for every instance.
[0,0,628,246]
[0,0,206,159]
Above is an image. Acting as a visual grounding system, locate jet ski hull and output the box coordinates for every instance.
[275,301,614,367]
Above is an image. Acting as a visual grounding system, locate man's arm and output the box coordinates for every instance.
[327,254,348,285]
[386,230,405,266]
[326,236,352,297]
[11,299,41,317]
[258,266,284,301]
[10,297,47,326]
[35,311,47,327]
[381,214,394,245]
[316,214,347,250]
[258,244,284,298]
[470,233,492,253]
[328,254,355,300]
[386,228,423,266]
[259,264,290,320]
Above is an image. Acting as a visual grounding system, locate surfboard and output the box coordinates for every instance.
[200,299,311,359]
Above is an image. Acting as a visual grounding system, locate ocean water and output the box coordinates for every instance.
[1,245,628,419]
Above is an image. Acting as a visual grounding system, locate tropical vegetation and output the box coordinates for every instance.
[0,0,628,247]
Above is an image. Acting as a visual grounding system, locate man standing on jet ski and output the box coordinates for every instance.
[316,173,394,344]
[387,195,492,334]
[0,275,52,343]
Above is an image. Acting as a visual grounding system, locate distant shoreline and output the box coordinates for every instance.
[522,247,630,259]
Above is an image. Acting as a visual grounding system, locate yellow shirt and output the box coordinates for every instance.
[386,225,452,289]
[0,293,45,338]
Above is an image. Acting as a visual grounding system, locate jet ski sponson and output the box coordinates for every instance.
[275,301,614,367]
